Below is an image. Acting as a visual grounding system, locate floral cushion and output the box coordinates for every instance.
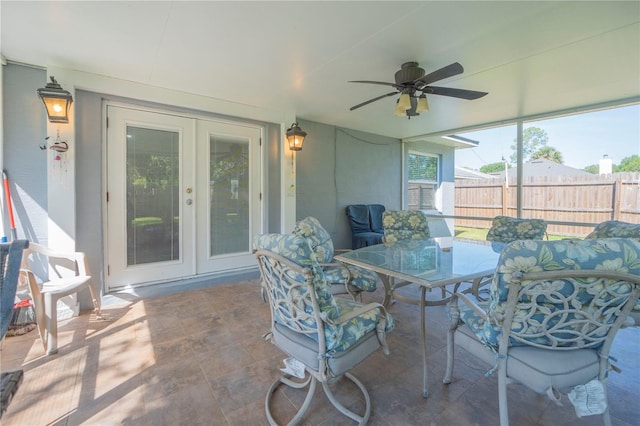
[382,210,430,243]
[322,264,379,292]
[254,233,393,352]
[325,297,395,352]
[254,233,339,321]
[585,220,640,240]
[486,216,547,243]
[585,222,640,313]
[293,216,335,262]
[293,216,378,292]
[462,238,640,350]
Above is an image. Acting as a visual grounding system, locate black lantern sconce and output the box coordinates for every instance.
[286,122,307,151]
[37,76,73,123]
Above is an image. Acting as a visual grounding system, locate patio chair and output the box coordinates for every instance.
[585,220,640,240]
[345,204,385,249]
[381,210,430,243]
[444,238,640,426]
[586,220,640,325]
[20,243,102,355]
[486,215,547,252]
[254,233,394,425]
[1,239,29,419]
[293,216,378,300]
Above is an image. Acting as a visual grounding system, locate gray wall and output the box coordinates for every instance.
[3,68,284,303]
[2,63,48,244]
[296,119,402,249]
[74,90,106,292]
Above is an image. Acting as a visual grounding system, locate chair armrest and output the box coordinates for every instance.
[23,243,91,277]
[319,261,352,280]
[450,292,489,321]
[334,249,351,254]
[324,302,389,325]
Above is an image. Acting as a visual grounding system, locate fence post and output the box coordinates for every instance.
[502,180,508,216]
[612,177,622,220]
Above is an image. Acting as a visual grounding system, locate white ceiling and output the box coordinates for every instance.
[2,1,639,139]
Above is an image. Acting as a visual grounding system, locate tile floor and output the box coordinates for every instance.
[1,278,639,425]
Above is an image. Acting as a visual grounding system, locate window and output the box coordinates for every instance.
[454,103,640,237]
[407,151,439,210]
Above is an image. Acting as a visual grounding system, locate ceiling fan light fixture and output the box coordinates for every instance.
[394,92,411,116]
[397,92,411,110]
[393,99,406,116]
[416,94,429,113]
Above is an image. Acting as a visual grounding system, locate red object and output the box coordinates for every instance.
[2,171,17,240]
[13,299,33,310]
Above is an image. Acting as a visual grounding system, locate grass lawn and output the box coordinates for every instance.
[454,226,573,242]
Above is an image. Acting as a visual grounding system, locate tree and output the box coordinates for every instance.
[480,162,510,174]
[614,155,640,172]
[531,146,564,163]
[583,164,599,174]
[510,127,549,163]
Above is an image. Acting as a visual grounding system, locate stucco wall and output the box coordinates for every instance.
[2,64,48,244]
[295,119,402,249]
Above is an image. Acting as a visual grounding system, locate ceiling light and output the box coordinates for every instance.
[416,95,429,113]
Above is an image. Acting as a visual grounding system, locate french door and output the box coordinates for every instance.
[106,105,262,290]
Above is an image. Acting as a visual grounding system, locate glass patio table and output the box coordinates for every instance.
[335,237,501,398]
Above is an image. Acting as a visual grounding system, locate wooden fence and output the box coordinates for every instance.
[454,173,640,237]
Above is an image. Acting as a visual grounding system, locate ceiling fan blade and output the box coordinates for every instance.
[415,62,464,85]
[349,80,404,90]
[423,86,488,100]
[350,91,399,111]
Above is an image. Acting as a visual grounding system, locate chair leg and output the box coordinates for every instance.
[322,372,371,425]
[265,372,371,426]
[443,302,460,385]
[87,283,104,319]
[497,360,509,426]
[265,374,315,426]
[44,293,58,355]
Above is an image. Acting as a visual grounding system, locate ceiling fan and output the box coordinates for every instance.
[349,62,488,118]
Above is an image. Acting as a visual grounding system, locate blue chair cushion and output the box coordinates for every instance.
[293,216,335,263]
[253,233,340,321]
[294,216,378,292]
[352,232,383,249]
[462,238,640,351]
[345,205,371,234]
[325,297,394,352]
[322,264,379,292]
[368,204,386,234]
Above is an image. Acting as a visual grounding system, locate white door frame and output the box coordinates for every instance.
[104,102,264,291]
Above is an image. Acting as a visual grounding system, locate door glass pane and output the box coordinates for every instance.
[126,126,180,265]
[210,136,249,256]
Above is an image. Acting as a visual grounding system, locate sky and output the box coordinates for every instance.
[454,104,640,171]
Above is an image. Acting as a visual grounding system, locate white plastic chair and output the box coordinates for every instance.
[20,243,101,355]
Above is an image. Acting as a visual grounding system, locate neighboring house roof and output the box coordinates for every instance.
[496,158,591,178]
[455,167,494,180]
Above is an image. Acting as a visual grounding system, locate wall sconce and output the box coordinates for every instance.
[37,76,73,123]
[286,122,307,151]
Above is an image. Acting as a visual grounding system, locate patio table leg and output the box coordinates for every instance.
[377,273,394,308]
[421,286,428,398]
